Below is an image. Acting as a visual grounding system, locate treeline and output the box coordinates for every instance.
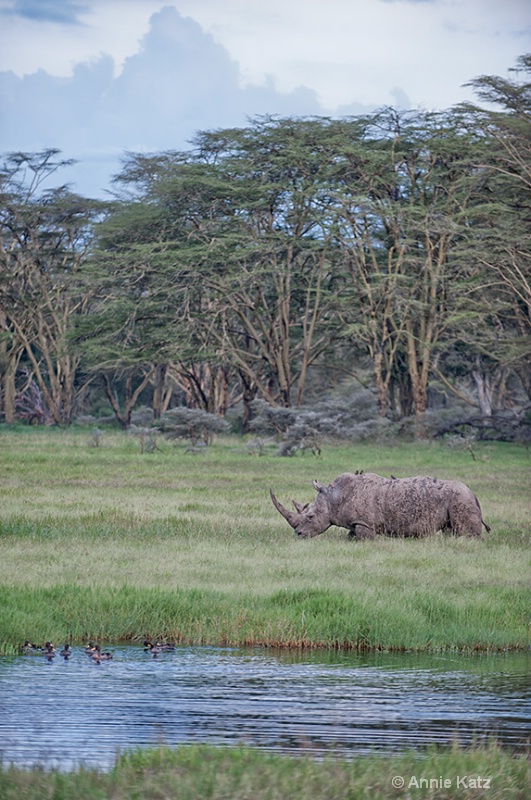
[0,56,530,436]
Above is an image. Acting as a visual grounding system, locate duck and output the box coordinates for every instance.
[144,640,175,655]
[155,641,176,651]
[85,642,97,655]
[22,640,40,654]
[40,641,55,653]
[91,645,113,662]
[43,644,56,661]
[60,644,72,659]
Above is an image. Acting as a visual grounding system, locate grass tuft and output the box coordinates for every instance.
[0,743,529,799]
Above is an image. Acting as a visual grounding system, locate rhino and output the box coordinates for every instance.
[270,472,491,539]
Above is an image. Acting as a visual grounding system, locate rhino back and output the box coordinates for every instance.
[327,473,483,537]
[374,476,454,536]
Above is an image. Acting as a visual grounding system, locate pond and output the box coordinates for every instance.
[0,646,529,770]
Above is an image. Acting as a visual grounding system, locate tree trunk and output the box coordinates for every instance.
[515,361,531,404]
[152,364,167,420]
[213,366,229,417]
[240,372,258,433]
[0,352,17,424]
[405,325,430,436]
[374,351,389,416]
[472,366,493,420]
[103,369,155,428]
[395,372,414,418]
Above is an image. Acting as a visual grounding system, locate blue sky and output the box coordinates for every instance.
[0,0,530,197]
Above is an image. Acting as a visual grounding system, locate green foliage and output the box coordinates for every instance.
[4,568,526,653]
[2,58,531,429]
[0,743,529,800]
[0,150,107,424]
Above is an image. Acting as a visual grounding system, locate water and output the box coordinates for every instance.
[0,646,529,770]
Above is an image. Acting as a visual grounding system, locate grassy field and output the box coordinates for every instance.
[1,743,530,800]
[0,426,529,653]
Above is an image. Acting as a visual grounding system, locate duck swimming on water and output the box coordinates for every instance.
[155,641,176,651]
[42,644,56,661]
[22,640,40,654]
[91,645,113,662]
[144,640,175,655]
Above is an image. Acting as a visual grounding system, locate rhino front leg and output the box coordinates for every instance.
[348,523,376,541]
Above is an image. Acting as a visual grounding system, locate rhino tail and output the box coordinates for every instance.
[474,493,491,535]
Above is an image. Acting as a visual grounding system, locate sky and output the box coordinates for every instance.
[0,0,530,198]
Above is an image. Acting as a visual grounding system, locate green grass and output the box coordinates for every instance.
[1,743,529,799]
[0,428,530,653]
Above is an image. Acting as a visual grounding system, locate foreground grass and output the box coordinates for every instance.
[0,428,529,653]
[0,535,529,652]
[1,743,529,800]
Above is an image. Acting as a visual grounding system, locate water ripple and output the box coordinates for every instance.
[0,646,529,770]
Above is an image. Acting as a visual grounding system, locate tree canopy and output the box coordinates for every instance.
[1,57,529,437]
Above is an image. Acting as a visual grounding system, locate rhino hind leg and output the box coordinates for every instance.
[448,509,484,538]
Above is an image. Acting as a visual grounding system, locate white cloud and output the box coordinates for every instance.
[0,0,169,77]
[0,7,331,196]
[0,0,529,196]
[173,0,531,108]
[1,0,529,105]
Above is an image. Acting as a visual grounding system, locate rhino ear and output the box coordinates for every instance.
[313,480,326,493]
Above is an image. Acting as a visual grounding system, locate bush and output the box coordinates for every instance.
[248,390,398,455]
[129,425,160,453]
[159,407,230,447]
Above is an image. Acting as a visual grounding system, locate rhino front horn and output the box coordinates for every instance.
[270,489,298,527]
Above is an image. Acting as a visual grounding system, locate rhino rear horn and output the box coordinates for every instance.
[270,489,298,527]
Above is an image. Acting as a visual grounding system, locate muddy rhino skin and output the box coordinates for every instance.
[270,472,490,539]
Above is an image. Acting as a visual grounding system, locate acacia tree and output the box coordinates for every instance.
[91,119,343,430]
[0,150,104,424]
[332,109,489,426]
[14,58,524,432]
[326,113,406,415]
[188,117,343,410]
[76,197,181,427]
[457,54,531,407]
[76,154,240,425]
